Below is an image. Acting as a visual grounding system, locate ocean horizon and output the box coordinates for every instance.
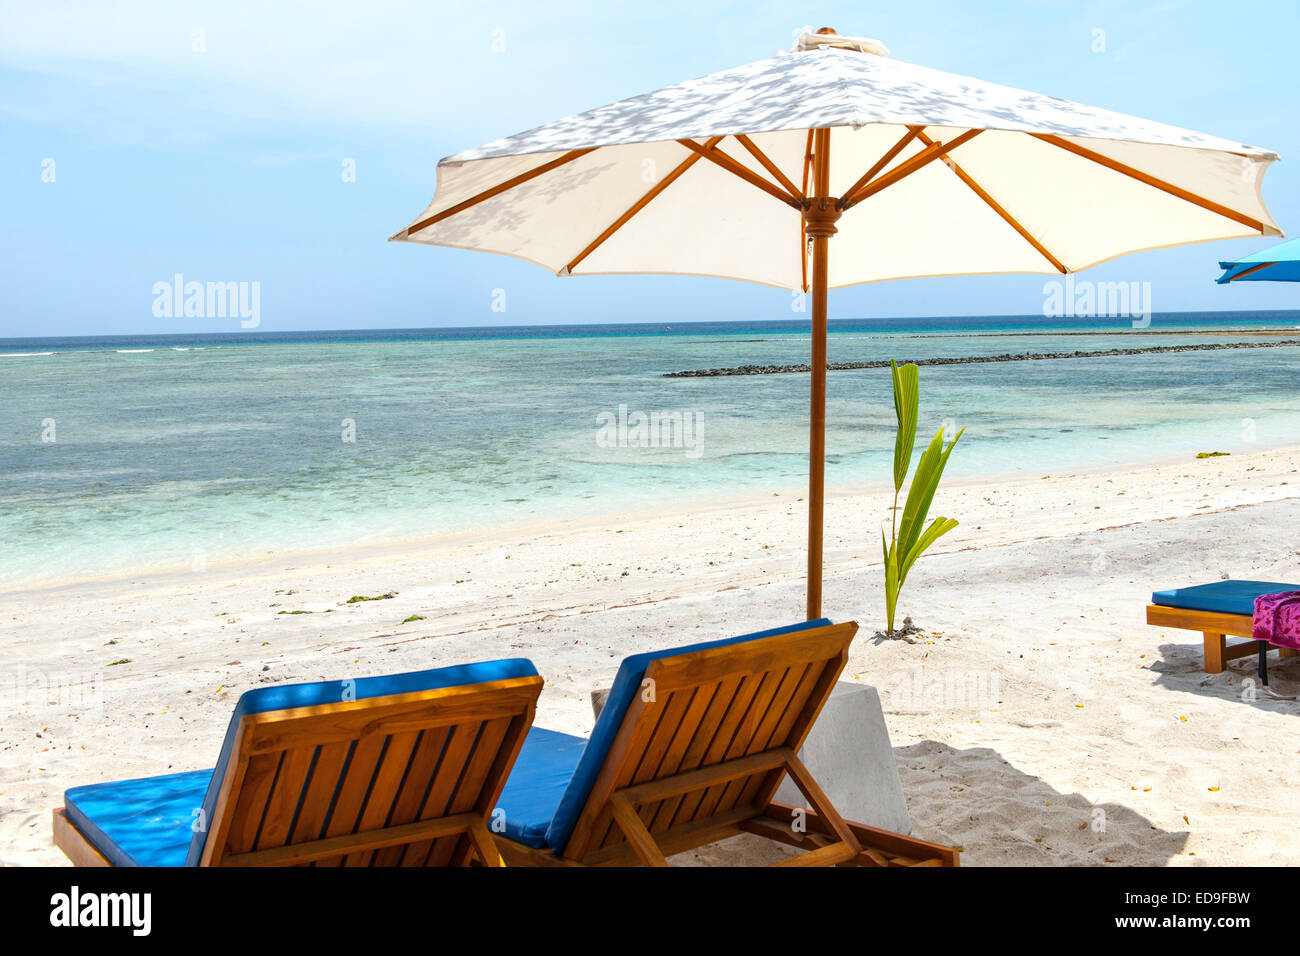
[3,308,1299,352]
[4,309,1299,591]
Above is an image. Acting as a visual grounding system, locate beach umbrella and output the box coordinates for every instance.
[1217,236,1300,283]
[392,28,1280,620]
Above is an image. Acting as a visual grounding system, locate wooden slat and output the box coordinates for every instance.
[197,720,258,866]
[771,841,857,867]
[314,734,387,866]
[676,139,804,209]
[405,721,481,865]
[734,134,804,200]
[224,751,281,858]
[60,674,541,869]
[565,137,724,273]
[727,663,806,810]
[645,681,722,832]
[693,669,785,819]
[915,130,1067,274]
[618,750,791,806]
[431,716,514,866]
[221,813,480,867]
[287,740,352,849]
[610,794,669,866]
[646,678,735,832]
[782,753,861,855]
[594,692,679,849]
[254,744,316,851]
[583,805,758,866]
[244,678,540,755]
[1032,133,1268,233]
[466,818,505,867]
[342,731,420,866]
[372,726,453,866]
[564,689,661,856]
[765,800,960,866]
[800,129,814,292]
[738,660,806,811]
[838,126,922,210]
[739,659,836,812]
[666,671,767,828]
[51,809,112,867]
[546,623,883,866]
[403,149,596,237]
[840,129,983,209]
[646,629,855,692]
[624,689,693,832]
[1146,604,1253,637]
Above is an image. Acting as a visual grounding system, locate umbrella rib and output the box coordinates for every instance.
[801,131,814,292]
[676,139,804,209]
[839,129,983,209]
[1228,261,1277,281]
[915,130,1067,274]
[564,137,725,274]
[1032,134,1268,234]
[402,148,596,236]
[838,126,923,209]
[734,134,805,201]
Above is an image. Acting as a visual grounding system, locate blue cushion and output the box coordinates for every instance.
[494,727,587,847]
[63,658,539,866]
[540,619,832,853]
[65,769,212,867]
[1152,580,1300,618]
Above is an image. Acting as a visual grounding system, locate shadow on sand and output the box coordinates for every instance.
[679,740,1189,866]
[1151,639,1300,709]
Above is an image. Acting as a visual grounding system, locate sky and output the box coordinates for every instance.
[2,0,1298,338]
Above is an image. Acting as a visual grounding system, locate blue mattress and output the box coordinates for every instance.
[497,619,833,854]
[62,657,539,866]
[1152,580,1299,617]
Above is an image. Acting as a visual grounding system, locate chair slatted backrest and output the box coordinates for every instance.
[560,621,856,863]
[199,674,542,866]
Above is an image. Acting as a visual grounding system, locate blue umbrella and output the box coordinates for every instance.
[1217,236,1300,283]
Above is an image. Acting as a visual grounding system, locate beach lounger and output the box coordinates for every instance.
[492,619,959,867]
[1147,580,1299,680]
[52,659,542,866]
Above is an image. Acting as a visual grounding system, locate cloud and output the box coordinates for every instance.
[0,0,603,143]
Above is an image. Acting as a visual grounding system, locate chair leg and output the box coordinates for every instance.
[467,819,506,867]
[780,754,862,859]
[1203,632,1226,673]
[1258,641,1269,687]
[609,794,669,867]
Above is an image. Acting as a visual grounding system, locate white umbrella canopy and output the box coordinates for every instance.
[392,31,1279,286]
[392,28,1281,619]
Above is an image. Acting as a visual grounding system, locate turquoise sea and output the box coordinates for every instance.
[2,311,1298,591]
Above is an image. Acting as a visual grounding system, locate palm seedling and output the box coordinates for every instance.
[882,359,963,637]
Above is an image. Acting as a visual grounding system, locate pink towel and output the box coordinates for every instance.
[1253,591,1300,650]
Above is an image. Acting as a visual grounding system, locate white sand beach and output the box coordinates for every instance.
[3,445,1299,866]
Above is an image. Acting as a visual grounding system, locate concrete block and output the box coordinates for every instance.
[774,681,911,834]
[591,680,911,835]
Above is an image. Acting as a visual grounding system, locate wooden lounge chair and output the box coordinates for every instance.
[52,659,542,866]
[492,619,959,866]
[1147,580,1298,678]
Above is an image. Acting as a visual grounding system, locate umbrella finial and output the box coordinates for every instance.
[792,28,890,56]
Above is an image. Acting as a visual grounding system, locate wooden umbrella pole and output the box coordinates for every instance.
[804,127,840,620]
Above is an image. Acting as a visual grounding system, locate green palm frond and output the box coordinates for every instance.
[883,365,961,636]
